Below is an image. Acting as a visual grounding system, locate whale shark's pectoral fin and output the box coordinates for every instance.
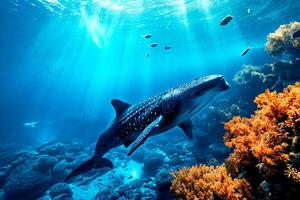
[127,115,164,156]
[124,140,134,148]
[178,118,193,139]
[111,99,131,116]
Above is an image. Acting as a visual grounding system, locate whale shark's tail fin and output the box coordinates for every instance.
[64,156,113,182]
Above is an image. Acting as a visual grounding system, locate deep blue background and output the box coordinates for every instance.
[0,0,298,144]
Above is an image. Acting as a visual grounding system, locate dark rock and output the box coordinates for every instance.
[49,183,72,199]
[143,181,156,190]
[164,143,182,155]
[119,180,142,194]
[9,151,37,173]
[131,149,145,163]
[142,152,165,175]
[155,169,173,199]
[117,180,143,199]
[111,191,120,200]
[3,168,51,200]
[95,187,111,200]
[52,193,72,200]
[52,160,71,183]
[33,155,58,173]
[208,143,229,159]
[155,169,172,192]
[141,188,156,200]
[37,142,65,157]
[0,167,10,188]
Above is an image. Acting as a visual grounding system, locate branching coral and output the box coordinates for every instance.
[233,65,275,88]
[266,22,300,58]
[285,164,300,183]
[172,83,300,200]
[224,83,300,169]
[170,165,251,200]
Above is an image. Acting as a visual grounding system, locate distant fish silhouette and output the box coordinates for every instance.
[150,43,158,48]
[24,121,38,128]
[292,29,300,39]
[220,15,233,26]
[164,46,172,50]
[144,34,152,39]
[146,53,150,57]
[241,47,251,56]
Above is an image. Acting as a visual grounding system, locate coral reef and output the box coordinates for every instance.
[0,133,198,199]
[172,83,300,200]
[192,102,240,164]
[223,83,300,199]
[224,83,300,168]
[266,22,300,58]
[0,141,92,200]
[233,64,276,90]
[171,165,251,200]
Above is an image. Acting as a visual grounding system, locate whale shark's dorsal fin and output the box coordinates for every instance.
[111,99,131,117]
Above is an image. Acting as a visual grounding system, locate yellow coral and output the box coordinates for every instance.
[266,22,300,57]
[170,165,251,200]
[285,164,300,183]
[224,83,300,169]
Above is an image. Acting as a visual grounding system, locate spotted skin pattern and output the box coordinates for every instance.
[66,75,230,181]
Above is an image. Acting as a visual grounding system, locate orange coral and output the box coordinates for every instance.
[170,165,251,200]
[285,164,300,183]
[171,83,300,200]
[224,83,300,169]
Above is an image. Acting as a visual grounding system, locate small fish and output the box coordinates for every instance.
[146,53,150,57]
[292,29,300,39]
[241,47,251,56]
[247,8,251,14]
[144,34,152,39]
[24,121,38,128]
[164,46,172,50]
[220,15,233,26]
[150,43,158,48]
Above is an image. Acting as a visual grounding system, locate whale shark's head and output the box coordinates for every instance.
[187,75,230,96]
[168,75,230,119]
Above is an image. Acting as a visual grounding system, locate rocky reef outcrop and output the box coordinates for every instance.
[0,141,92,200]
[266,21,300,58]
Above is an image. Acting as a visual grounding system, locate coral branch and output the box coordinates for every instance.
[170,165,251,200]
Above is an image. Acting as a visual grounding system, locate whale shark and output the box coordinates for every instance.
[65,75,230,181]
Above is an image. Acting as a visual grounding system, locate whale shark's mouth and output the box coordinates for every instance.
[220,77,230,90]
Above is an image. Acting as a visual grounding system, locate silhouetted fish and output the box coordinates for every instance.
[292,29,300,39]
[164,46,172,50]
[150,43,158,48]
[220,15,233,26]
[241,47,251,56]
[144,34,152,39]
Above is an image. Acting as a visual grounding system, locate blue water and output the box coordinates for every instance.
[0,1,299,200]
